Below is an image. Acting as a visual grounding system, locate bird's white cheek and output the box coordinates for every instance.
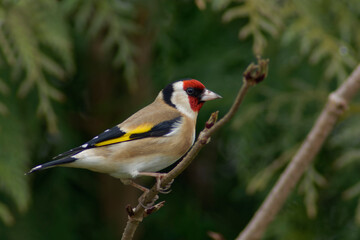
[176,103,198,120]
[171,91,197,119]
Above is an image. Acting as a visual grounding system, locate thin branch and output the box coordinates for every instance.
[121,58,269,240]
[237,64,360,240]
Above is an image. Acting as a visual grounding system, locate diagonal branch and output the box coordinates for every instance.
[237,64,360,240]
[121,58,269,240]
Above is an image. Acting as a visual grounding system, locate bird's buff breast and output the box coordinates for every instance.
[75,150,184,179]
[109,154,179,179]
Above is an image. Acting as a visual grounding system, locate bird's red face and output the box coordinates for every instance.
[182,79,222,112]
[182,80,206,112]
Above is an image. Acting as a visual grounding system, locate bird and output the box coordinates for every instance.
[27,79,221,192]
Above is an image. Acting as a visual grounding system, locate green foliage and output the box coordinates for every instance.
[246,144,300,195]
[298,165,327,218]
[331,115,360,226]
[204,0,360,82]
[0,93,31,226]
[0,0,73,132]
[62,0,138,89]
[0,0,71,226]
[0,78,9,115]
[204,0,360,231]
[222,0,283,55]
[0,0,137,228]
[282,0,358,82]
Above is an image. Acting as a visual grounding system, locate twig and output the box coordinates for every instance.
[121,58,269,240]
[236,64,360,240]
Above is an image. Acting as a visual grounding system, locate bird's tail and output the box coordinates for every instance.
[26,157,77,175]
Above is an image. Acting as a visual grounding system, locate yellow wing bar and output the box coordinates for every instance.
[94,124,153,147]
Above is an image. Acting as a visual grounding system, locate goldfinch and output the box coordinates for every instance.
[28,79,221,191]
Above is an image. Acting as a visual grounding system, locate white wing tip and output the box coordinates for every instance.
[26,165,43,175]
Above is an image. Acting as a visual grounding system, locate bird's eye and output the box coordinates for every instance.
[186,88,194,95]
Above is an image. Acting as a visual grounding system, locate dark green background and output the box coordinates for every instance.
[0,0,360,239]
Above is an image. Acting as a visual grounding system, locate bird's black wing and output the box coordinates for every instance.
[52,126,126,160]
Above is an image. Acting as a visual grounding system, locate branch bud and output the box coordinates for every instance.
[243,57,269,85]
[125,205,135,217]
[144,201,165,217]
[205,111,219,129]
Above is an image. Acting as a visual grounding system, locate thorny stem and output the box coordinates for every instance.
[237,64,360,240]
[121,58,269,240]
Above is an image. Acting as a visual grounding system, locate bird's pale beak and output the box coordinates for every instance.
[200,89,222,102]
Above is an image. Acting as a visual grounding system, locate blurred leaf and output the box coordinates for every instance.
[0,102,8,115]
[298,165,327,218]
[0,96,31,225]
[247,144,299,194]
[0,202,14,226]
[222,5,250,22]
[330,116,360,148]
[333,150,360,169]
[0,78,10,95]
[342,182,360,200]
[356,198,360,226]
[0,78,9,115]
[0,26,16,65]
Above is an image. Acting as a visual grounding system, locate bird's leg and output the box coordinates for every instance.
[137,172,174,194]
[130,181,149,193]
[121,178,149,192]
[121,178,159,209]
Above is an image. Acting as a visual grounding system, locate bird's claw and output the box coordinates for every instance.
[157,178,174,194]
[138,194,159,209]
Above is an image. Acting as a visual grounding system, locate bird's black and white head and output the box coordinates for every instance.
[159,79,222,119]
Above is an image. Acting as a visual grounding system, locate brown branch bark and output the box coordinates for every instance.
[121,58,269,240]
[237,64,360,240]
